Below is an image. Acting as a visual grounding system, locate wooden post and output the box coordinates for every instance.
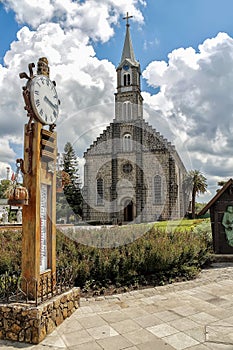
[22,122,57,298]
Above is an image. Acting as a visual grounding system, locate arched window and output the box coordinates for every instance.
[123,73,130,86]
[154,175,162,205]
[96,178,104,205]
[123,133,133,152]
[122,101,132,121]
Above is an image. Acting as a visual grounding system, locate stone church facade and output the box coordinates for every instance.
[82,20,189,224]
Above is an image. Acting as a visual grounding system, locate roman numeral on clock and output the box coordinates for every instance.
[35,99,40,107]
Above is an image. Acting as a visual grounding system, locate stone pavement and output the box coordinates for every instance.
[1,263,233,349]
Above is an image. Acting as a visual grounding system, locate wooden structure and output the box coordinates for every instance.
[19,58,59,298]
[199,179,233,254]
[22,124,57,296]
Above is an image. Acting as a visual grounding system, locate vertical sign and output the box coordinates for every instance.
[40,183,47,272]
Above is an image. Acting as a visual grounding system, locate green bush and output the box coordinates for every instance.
[0,230,21,274]
[0,221,212,294]
[56,224,212,292]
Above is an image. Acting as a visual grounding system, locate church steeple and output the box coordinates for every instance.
[115,13,143,122]
[120,13,136,64]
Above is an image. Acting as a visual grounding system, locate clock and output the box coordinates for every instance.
[123,64,129,71]
[29,75,59,125]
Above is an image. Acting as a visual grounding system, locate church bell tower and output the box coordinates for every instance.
[115,13,143,122]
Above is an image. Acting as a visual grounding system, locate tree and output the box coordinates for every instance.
[0,179,11,199]
[61,142,82,222]
[186,170,208,219]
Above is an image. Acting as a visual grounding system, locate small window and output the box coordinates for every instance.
[124,73,130,86]
[96,178,104,205]
[122,101,132,121]
[154,175,162,205]
[123,163,133,174]
[123,133,133,152]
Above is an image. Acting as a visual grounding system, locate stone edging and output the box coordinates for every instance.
[0,287,80,344]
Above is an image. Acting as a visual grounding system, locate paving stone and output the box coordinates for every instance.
[188,312,218,325]
[32,346,66,350]
[143,304,163,314]
[57,317,83,334]
[134,313,163,327]
[111,319,141,334]
[96,334,134,349]
[61,329,93,347]
[163,332,199,349]
[169,317,199,331]
[99,310,128,323]
[184,345,209,349]
[40,330,67,348]
[121,306,149,319]
[171,306,198,317]
[147,323,178,337]
[77,314,107,329]
[206,325,233,344]
[137,339,175,350]
[86,324,119,339]
[184,326,206,342]
[154,310,182,322]
[123,328,159,345]
[205,343,233,350]
[69,341,102,350]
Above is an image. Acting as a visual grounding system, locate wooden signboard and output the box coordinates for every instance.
[19,58,59,298]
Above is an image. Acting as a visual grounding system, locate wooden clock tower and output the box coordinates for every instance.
[19,57,59,298]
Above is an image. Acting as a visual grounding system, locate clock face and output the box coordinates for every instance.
[123,64,129,71]
[30,75,59,125]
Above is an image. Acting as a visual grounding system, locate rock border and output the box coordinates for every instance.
[0,287,80,344]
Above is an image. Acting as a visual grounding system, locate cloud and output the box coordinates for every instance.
[0,1,144,179]
[2,1,233,203]
[142,32,233,199]
[3,0,144,42]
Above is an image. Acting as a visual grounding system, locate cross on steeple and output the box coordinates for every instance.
[123,12,133,26]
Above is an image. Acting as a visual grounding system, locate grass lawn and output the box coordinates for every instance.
[153,218,208,232]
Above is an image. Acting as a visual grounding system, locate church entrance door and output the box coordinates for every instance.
[124,200,133,222]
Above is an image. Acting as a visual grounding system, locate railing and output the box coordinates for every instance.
[0,267,74,306]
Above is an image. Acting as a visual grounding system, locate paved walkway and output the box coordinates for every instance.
[1,263,233,349]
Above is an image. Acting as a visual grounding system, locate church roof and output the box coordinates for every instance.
[118,18,139,68]
[198,178,233,215]
[121,23,136,63]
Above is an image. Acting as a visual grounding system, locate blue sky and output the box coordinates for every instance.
[1,0,233,202]
[2,0,233,91]
[96,0,233,69]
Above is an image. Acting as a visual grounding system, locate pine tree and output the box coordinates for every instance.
[62,142,82,222]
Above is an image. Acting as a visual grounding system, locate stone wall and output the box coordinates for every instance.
[0,287,80,344]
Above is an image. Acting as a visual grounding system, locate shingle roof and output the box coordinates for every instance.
[198,178,233,215]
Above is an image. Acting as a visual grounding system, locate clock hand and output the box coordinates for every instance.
[44,96,58,110]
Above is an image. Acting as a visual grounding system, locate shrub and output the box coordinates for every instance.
[0,221,212,294]
[56,223,212,292]
[0,230,21,274]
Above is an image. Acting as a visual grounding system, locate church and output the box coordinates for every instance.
[82,17,189,224]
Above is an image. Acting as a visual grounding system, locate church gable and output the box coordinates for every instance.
[84,124,113,156]
[142,121,174,153]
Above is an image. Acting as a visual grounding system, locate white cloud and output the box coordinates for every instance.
[143,32,233,200]
[3,0,144,42]
[2,0,233,204]
[0,1,145,180]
